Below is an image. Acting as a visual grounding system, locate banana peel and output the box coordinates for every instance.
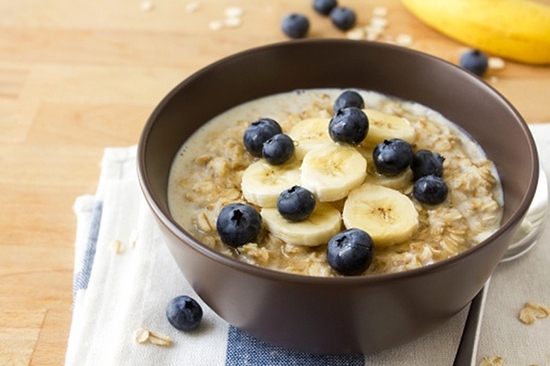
[401,0,550,65]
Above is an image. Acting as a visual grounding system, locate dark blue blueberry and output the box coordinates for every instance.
[411,149,445,181]
[328,107,369,144]
[330,7,356,31]
[413,175,448,205]
[312,0,338,16]
[243,118,282,157]
[373,139,414,175]
[166,295,203,331]
[277,186,316,222]
[262,133,295,165]
[333,90,365,113]
[216,203,262,247]
[459,49,489,76]
[281,13,310,39]
[327,229,374,276]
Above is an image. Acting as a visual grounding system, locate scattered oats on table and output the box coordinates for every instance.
[519,301,550,325]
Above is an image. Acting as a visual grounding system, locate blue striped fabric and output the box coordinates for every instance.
[226,326,365,365]
[72,201,103,296]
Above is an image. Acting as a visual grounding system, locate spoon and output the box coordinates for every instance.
[453,166,549,366]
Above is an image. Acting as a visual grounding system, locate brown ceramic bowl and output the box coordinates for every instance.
[137,40,538,354]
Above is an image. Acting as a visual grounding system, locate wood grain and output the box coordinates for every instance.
[0,1,548,364]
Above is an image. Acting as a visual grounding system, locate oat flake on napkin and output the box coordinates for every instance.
[65,125,550,366]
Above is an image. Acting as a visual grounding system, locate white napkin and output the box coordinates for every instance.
[65,125,550,366]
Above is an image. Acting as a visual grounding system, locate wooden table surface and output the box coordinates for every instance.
[1,0,548,364]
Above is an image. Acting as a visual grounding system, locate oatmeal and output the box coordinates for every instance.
[168,89,503,276]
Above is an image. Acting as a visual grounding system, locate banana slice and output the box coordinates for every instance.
[362,108,415,147]
[356,144,374,166]
[261,202,342,246]
[288,118,332,160]
[301,143,367,202]
[343,183,419,247]
[366,168,414,192]
[241,158,301,208]
[357,144,414,191]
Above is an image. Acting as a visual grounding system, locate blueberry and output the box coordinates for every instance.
[330,7,356,31]
[277,186,316,222]
[166,295,203,331]
[281,13,310,39]
[328,107,369,144]
[327,229,374,276]
[410,149,445,181]
[459,49,489,76]
[243,118,282,157]
[312,0,338,16]
[373,139,414,175]
[413,175,448,205]
[262,133,295,165]
[216,203,262,247]
[333,90,365,113]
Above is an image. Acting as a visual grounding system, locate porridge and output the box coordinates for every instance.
[167,89,503,277]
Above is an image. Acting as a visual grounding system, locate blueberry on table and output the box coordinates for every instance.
[166,295,203,331]
[333,90,365,113]
[243,118,282,157]
[262,133,295,165]
[216,203,262,247]
[277,186,316,222]
[327,229,374,276]
[373,138,414,175]
[312,0,338,16]
[410,149,445,180]
[330,7,356,31]
[413,175,448,205]
[459,49,489,76]
[281,13,310,39]
[328,107,369,144]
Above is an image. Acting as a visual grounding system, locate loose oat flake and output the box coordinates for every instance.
[135,328,150,343]
[129,229,139,248]
[372,6,388,17]
[110,239,125,254]
[139,0,154,12]
[209,20,224,31]
[134,328,172,346]
[479,356,503,366]
[519,301,550,325]
[488,57,506,70]
[224,6,244,18]
[185,1,200,13]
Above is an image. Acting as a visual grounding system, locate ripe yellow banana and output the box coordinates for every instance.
[401,0,550,65]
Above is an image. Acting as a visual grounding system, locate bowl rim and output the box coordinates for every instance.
[138,39,539,285]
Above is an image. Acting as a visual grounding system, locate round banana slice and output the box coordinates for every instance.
[301,143,367,202]
[362,108,415,147]
[357,144,414,191]
[241,158,301,208]
[288,118,332,160]
[366,168,414,192]
[343,183,419,247]
[261,202,342,246]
